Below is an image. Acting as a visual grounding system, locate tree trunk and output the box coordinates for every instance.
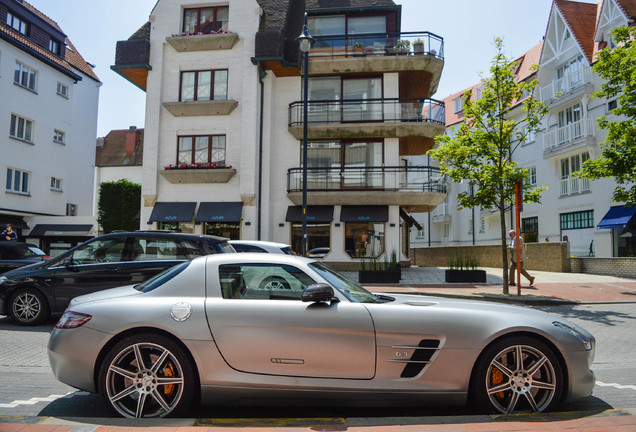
[500,203,509,295]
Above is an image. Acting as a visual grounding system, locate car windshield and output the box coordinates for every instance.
[135,261,190,292]
[309,262,383,303]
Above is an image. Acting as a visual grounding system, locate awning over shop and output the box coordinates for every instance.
[195,202,243,223]
[399,208,423,230]
[28,224,93,237]
[0,215,29,230]
[340,205,389,222]
[285,206,334,223]
[597,206,636,230]
[148,202,196,223]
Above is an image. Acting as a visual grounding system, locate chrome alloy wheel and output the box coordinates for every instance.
[486,344,557,414]
[12,291,42,323]
[104,342,185,418]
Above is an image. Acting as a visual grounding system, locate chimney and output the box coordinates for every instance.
[125,126,138,156]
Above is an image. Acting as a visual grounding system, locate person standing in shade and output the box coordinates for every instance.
[2,224,17,241]
[507,229,534,286]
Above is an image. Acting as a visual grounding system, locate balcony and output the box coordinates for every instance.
[543,118,596,157]
[288,98,445,141]
[287,166,447,212]
[111,38,151,91]
[540,67,593,104]
[160,168,236,184]
[163,99,238,117]
[166,32,239,52]
[431,202,451,222]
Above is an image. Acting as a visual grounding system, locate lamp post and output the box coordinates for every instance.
[296,13,314,256]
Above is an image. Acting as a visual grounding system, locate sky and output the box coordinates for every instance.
[26,0,597,138]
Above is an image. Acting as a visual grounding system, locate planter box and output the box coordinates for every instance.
[445,269,487,283]
[359,269,401,284]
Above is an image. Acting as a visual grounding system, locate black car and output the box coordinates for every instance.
[0,242,49,275]
[0,231,234,325]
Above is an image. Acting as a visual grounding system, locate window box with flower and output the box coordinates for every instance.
[160,163,236,184]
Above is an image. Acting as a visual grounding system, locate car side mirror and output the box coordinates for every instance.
[63,256,78,271]
[302,283,335,303]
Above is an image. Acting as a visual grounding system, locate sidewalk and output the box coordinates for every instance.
[347,266,636,305]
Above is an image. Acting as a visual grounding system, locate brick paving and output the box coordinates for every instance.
[1,267,635,431]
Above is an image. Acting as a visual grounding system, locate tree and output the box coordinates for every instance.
[428,38,547,294]
[576,26,636,206]
[98,179,141,233]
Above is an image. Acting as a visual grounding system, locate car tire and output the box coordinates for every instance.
[98,333,196,418]
[9,288,49,325]
[470,336,563,414]
[259,276,290,290]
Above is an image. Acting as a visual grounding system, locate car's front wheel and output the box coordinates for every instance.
[98,333,196,418]
[471,336,563,414]
[9,288,49,325]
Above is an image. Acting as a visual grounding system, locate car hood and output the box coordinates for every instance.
[1,260,50,276]
[68,285,143,309]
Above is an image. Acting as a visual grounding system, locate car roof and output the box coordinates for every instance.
[0,242,36,250]
[229,240,291,248]
[97,231,229,243]
[197,252,311,266]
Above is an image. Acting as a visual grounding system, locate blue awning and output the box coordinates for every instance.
[597,206,636,229]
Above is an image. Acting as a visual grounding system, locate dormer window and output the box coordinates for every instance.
[6,12,28,35]
[49,39,61,55]
[453,97,463,113]
[183,6,229,34]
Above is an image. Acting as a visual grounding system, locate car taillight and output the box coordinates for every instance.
[55,311,92,329]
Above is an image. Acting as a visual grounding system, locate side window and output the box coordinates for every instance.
[71,238,127,264]
[219,264,316,300]
[181,240,204,259]
[233,244,266,253]
[130,238,187,261]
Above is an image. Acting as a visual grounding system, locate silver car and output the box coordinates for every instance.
[48,254,595,419]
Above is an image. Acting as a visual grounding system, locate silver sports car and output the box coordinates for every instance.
[48,254,595,419]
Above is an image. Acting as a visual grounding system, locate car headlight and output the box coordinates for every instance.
[553,321,592,350]
[0,276,7,285]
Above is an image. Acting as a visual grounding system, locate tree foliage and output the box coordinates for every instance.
[98,179,141,234]
[428,38,547,293]
[576,26,636,206]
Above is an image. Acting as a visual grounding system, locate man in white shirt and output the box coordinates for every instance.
[507,230,535,286]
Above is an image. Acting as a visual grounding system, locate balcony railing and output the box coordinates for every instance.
[289,98,445,127]
[287,166,446,193]
[308,31,444,60]
[544,118,595,151]
[540,67,593,102]
[560,175,591,196]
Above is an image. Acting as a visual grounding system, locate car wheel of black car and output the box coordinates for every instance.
[470,336,563,414]
[259,276,290,290]
[9,288,49,325]
[99,333,196,418]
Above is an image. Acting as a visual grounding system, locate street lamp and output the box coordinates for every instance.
[296,13,314,256]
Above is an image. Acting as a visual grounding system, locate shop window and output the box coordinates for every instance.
[159,222,194,233]
[204,222,240,239]
[291,223,331,257]
[345,222,384,258]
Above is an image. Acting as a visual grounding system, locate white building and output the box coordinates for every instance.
[413,0,636,259]
[1,0,101,254]
[113,0,447,267]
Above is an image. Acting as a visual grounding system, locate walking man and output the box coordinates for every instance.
[508,230,534,286]
[2,224,17,241]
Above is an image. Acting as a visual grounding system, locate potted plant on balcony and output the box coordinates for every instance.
[445,251,487,283]
[358,250,401,284]
[352,42,365,56]
[413,38,425,55]
[393,39,411,55]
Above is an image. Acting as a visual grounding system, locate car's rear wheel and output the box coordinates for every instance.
[471,336,563,414]
[98,334,196,418]
[260,276,290,290]
[9,288,49,325]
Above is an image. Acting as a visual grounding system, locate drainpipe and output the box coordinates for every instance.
[257,66,267,240]
[471,185,475,245]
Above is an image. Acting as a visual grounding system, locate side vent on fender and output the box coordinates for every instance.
[390,339,441,378]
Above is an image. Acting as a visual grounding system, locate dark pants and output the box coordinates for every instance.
[509,260,533,283]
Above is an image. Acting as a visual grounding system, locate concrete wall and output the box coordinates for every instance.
[410,242,570,272]
[570,257,636,279]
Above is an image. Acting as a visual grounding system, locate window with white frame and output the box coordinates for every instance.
[468,218,473,234]
[416,228,425,239]
[5,168,30,194]
[50,177,62,191]
[57,82,69,98]
[14,62,37,91]
[6,12,28,35]
[443,223,450,238]
[53,129,65,144]
[524,126,536,144]
[528,166,537,185]
[559,152,590,196]
[453,97,463,113]
[480,217,486,233]
[10,114,33,142]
